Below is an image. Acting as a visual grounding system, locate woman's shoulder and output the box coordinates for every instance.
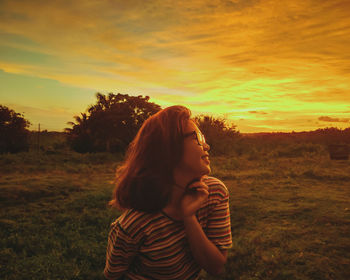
[204,176,226,186]
[203,176,229,200]
[204,176,228,191]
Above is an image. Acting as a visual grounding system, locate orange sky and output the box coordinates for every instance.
[0,0,350,132]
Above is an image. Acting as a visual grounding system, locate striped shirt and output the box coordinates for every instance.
[104,176,232,280]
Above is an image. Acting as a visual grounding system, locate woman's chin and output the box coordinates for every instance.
[206,167,211,175]
[201,165,211,176]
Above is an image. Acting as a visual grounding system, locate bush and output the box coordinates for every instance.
[0,105,30,153]
[195,115,241,155]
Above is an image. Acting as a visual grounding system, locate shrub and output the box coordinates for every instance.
[0,105,31,153]
[195,115,241,155]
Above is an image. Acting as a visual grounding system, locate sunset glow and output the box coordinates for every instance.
[1,0,349,132]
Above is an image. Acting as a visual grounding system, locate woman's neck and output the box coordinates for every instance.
[162,192,185,221]
[162,170,195,220]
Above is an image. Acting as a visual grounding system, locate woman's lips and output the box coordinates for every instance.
[201,155,210,164]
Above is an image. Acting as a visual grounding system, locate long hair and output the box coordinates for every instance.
[109,105,192,213]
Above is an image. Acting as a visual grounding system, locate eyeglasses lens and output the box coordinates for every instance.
[197,131,205,145]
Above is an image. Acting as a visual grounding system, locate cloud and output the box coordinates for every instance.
[2,0,349,89]
[0,0,349,132]
[249,111,268,115]
[318,116,350,123]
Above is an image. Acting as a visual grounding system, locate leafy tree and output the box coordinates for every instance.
[66,93,161,153]
[195,115,241,155]
[0,105,31,153]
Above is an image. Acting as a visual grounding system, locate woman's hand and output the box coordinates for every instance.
[180,176,209,218]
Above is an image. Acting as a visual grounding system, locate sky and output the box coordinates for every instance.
[0,0,349,133]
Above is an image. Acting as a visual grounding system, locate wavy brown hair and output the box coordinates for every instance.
[109,105,192,213]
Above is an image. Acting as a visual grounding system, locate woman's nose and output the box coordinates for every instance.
[203,142,210,151]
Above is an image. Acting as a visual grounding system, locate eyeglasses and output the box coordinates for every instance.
[184,130,206,146]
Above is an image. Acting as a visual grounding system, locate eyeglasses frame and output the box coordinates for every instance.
[183,130,206,146]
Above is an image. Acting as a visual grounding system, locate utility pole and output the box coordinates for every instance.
[38,123,40,153]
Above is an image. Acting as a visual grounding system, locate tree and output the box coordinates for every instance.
[65,93,161,153]
[0,105,31,153]
[195,115,241,155]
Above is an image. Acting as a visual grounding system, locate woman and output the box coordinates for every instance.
[104,105,232,279]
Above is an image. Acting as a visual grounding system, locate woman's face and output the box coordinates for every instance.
[178,120,211,178]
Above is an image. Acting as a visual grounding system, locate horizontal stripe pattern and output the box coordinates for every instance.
[104,176,232,280]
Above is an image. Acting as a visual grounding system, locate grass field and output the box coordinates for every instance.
[0,146,349,279]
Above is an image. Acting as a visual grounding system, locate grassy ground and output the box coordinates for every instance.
[0,147,349,279]
[208,152,350,280]
[0,151,121,280]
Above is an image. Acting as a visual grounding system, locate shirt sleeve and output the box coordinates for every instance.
[205,180,232,250]
[104,221,138,279]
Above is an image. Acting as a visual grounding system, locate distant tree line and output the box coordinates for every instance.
[64,93,242,155]
[2,93,350,155]
[245,128,350,146]
[1,94,242,155]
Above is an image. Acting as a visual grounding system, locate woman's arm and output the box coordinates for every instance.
[180,178,229,275]
[184,215,228,275]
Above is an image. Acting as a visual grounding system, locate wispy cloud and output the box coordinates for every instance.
[318,116,350,123]
[249,111,268,115]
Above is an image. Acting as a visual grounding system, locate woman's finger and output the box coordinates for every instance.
[192,184,208,193]
[192,187,209,197]
[189,180,208,189]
